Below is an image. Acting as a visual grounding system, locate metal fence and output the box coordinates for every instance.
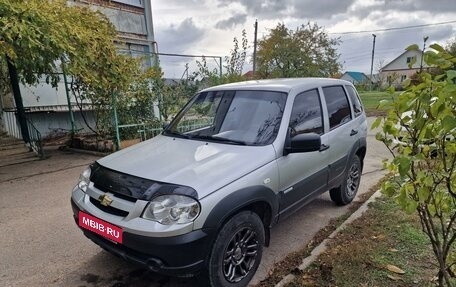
[1,51,223,153]
[2,109,44,158]
[2,110,21,138]
[111,50,223,150]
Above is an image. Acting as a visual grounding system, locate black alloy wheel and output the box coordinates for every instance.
[330,155,362,205]
[205,211,265,287]
[222,227,259,282]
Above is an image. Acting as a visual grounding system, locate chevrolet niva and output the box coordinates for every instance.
[71,78,367,287]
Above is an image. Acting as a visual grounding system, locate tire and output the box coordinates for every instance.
[204,211,265,287]
[330,155,362,206]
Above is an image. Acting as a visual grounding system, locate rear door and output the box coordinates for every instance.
[321,85,356,188]
[345,84,367,144]
[277,89,329,218]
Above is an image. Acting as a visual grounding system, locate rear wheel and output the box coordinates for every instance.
[330,155,361,205]
[205,211,264,287]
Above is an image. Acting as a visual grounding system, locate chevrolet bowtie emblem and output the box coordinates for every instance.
[98,194,113,206]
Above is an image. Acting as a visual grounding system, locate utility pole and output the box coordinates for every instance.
[369,34,376,91]
[420,36,429,73]
[252,20,258,76]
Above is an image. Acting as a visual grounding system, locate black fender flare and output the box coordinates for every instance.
[350,137,367,171]
[202,185,279,244]
[330,138,366,190]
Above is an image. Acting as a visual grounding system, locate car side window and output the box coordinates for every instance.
[345,85,363,117]
[289,89,323,136]
[322,86,352,129]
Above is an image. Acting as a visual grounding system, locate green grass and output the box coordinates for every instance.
[359,91,399,116]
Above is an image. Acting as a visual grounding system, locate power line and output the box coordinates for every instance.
[118,48,222,59]
[330,20,456,35]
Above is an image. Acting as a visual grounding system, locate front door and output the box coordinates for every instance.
[277,88,329,219]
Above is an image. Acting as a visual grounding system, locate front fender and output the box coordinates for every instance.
[202,185,279,230]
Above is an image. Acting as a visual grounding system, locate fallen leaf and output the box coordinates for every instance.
[387,274,403,281]
[377,234,386,240]
[389,248,399,252]
[386,264,405,274]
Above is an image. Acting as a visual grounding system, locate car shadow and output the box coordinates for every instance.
[63,249,201,287]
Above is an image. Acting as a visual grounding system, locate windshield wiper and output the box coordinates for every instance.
[163,130,191,139]
[191,135,247,145]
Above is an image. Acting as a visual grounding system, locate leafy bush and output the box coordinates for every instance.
[374,43,456,286]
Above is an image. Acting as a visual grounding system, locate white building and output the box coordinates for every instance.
[380,49,428,87]
[1,0,156,139]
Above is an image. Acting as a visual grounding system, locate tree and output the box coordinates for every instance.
[256,23,341,78]
[224,29,248,82]
[446,38,456,57]
[194,30,249,88]
[0,57,10,104]
[373,43,456,286]
[151,30,251,123]
[0,0,140,139]
[376,59,388,90]
[150,68,198,122]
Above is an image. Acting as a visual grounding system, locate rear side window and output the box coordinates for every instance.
[345,85,363,117]
[289,89,323,136]
[322,86,352,129]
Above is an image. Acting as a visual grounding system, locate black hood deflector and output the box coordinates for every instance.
[90,162,198,201]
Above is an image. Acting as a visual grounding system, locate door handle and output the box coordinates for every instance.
[320,144,330,152]
[350,129,358,136]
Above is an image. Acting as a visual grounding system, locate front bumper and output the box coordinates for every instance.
[71,199,215,277]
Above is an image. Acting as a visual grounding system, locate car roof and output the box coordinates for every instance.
[201,78,352,93]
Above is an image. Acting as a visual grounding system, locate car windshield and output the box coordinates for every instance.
[164,90,287,146]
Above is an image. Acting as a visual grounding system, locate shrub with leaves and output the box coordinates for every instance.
[373,43,456,286]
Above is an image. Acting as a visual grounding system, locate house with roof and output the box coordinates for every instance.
[339,71,369,85]
[380,49,428,87]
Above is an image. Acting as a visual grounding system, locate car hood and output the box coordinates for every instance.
[97,135,277,198]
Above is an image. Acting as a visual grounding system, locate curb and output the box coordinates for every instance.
[274,190,383,287]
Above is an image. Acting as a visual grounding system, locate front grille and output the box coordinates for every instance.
[90,197,129,217]
[93,184,137,202]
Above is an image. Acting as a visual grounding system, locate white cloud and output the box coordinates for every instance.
[216,13,248,30]
[151,0,456,77]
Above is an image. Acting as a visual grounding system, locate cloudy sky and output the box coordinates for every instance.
[151,0,456,78]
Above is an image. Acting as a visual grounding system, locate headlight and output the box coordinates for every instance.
[77,167,91,192]
[142,195,200,225]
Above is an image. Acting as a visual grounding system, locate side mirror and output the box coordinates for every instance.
[284,133,321,154]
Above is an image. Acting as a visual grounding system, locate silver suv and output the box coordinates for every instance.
[71,78,367,287]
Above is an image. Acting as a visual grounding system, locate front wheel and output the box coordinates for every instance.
[205,211,265,287]
[330,155,362,205]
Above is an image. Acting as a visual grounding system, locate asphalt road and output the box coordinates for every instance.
[0,118,391,287]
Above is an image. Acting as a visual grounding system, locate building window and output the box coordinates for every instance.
[116,42,152,68]
[406,56,415,64]
[401,75,407,82]
[112,0,143,7]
